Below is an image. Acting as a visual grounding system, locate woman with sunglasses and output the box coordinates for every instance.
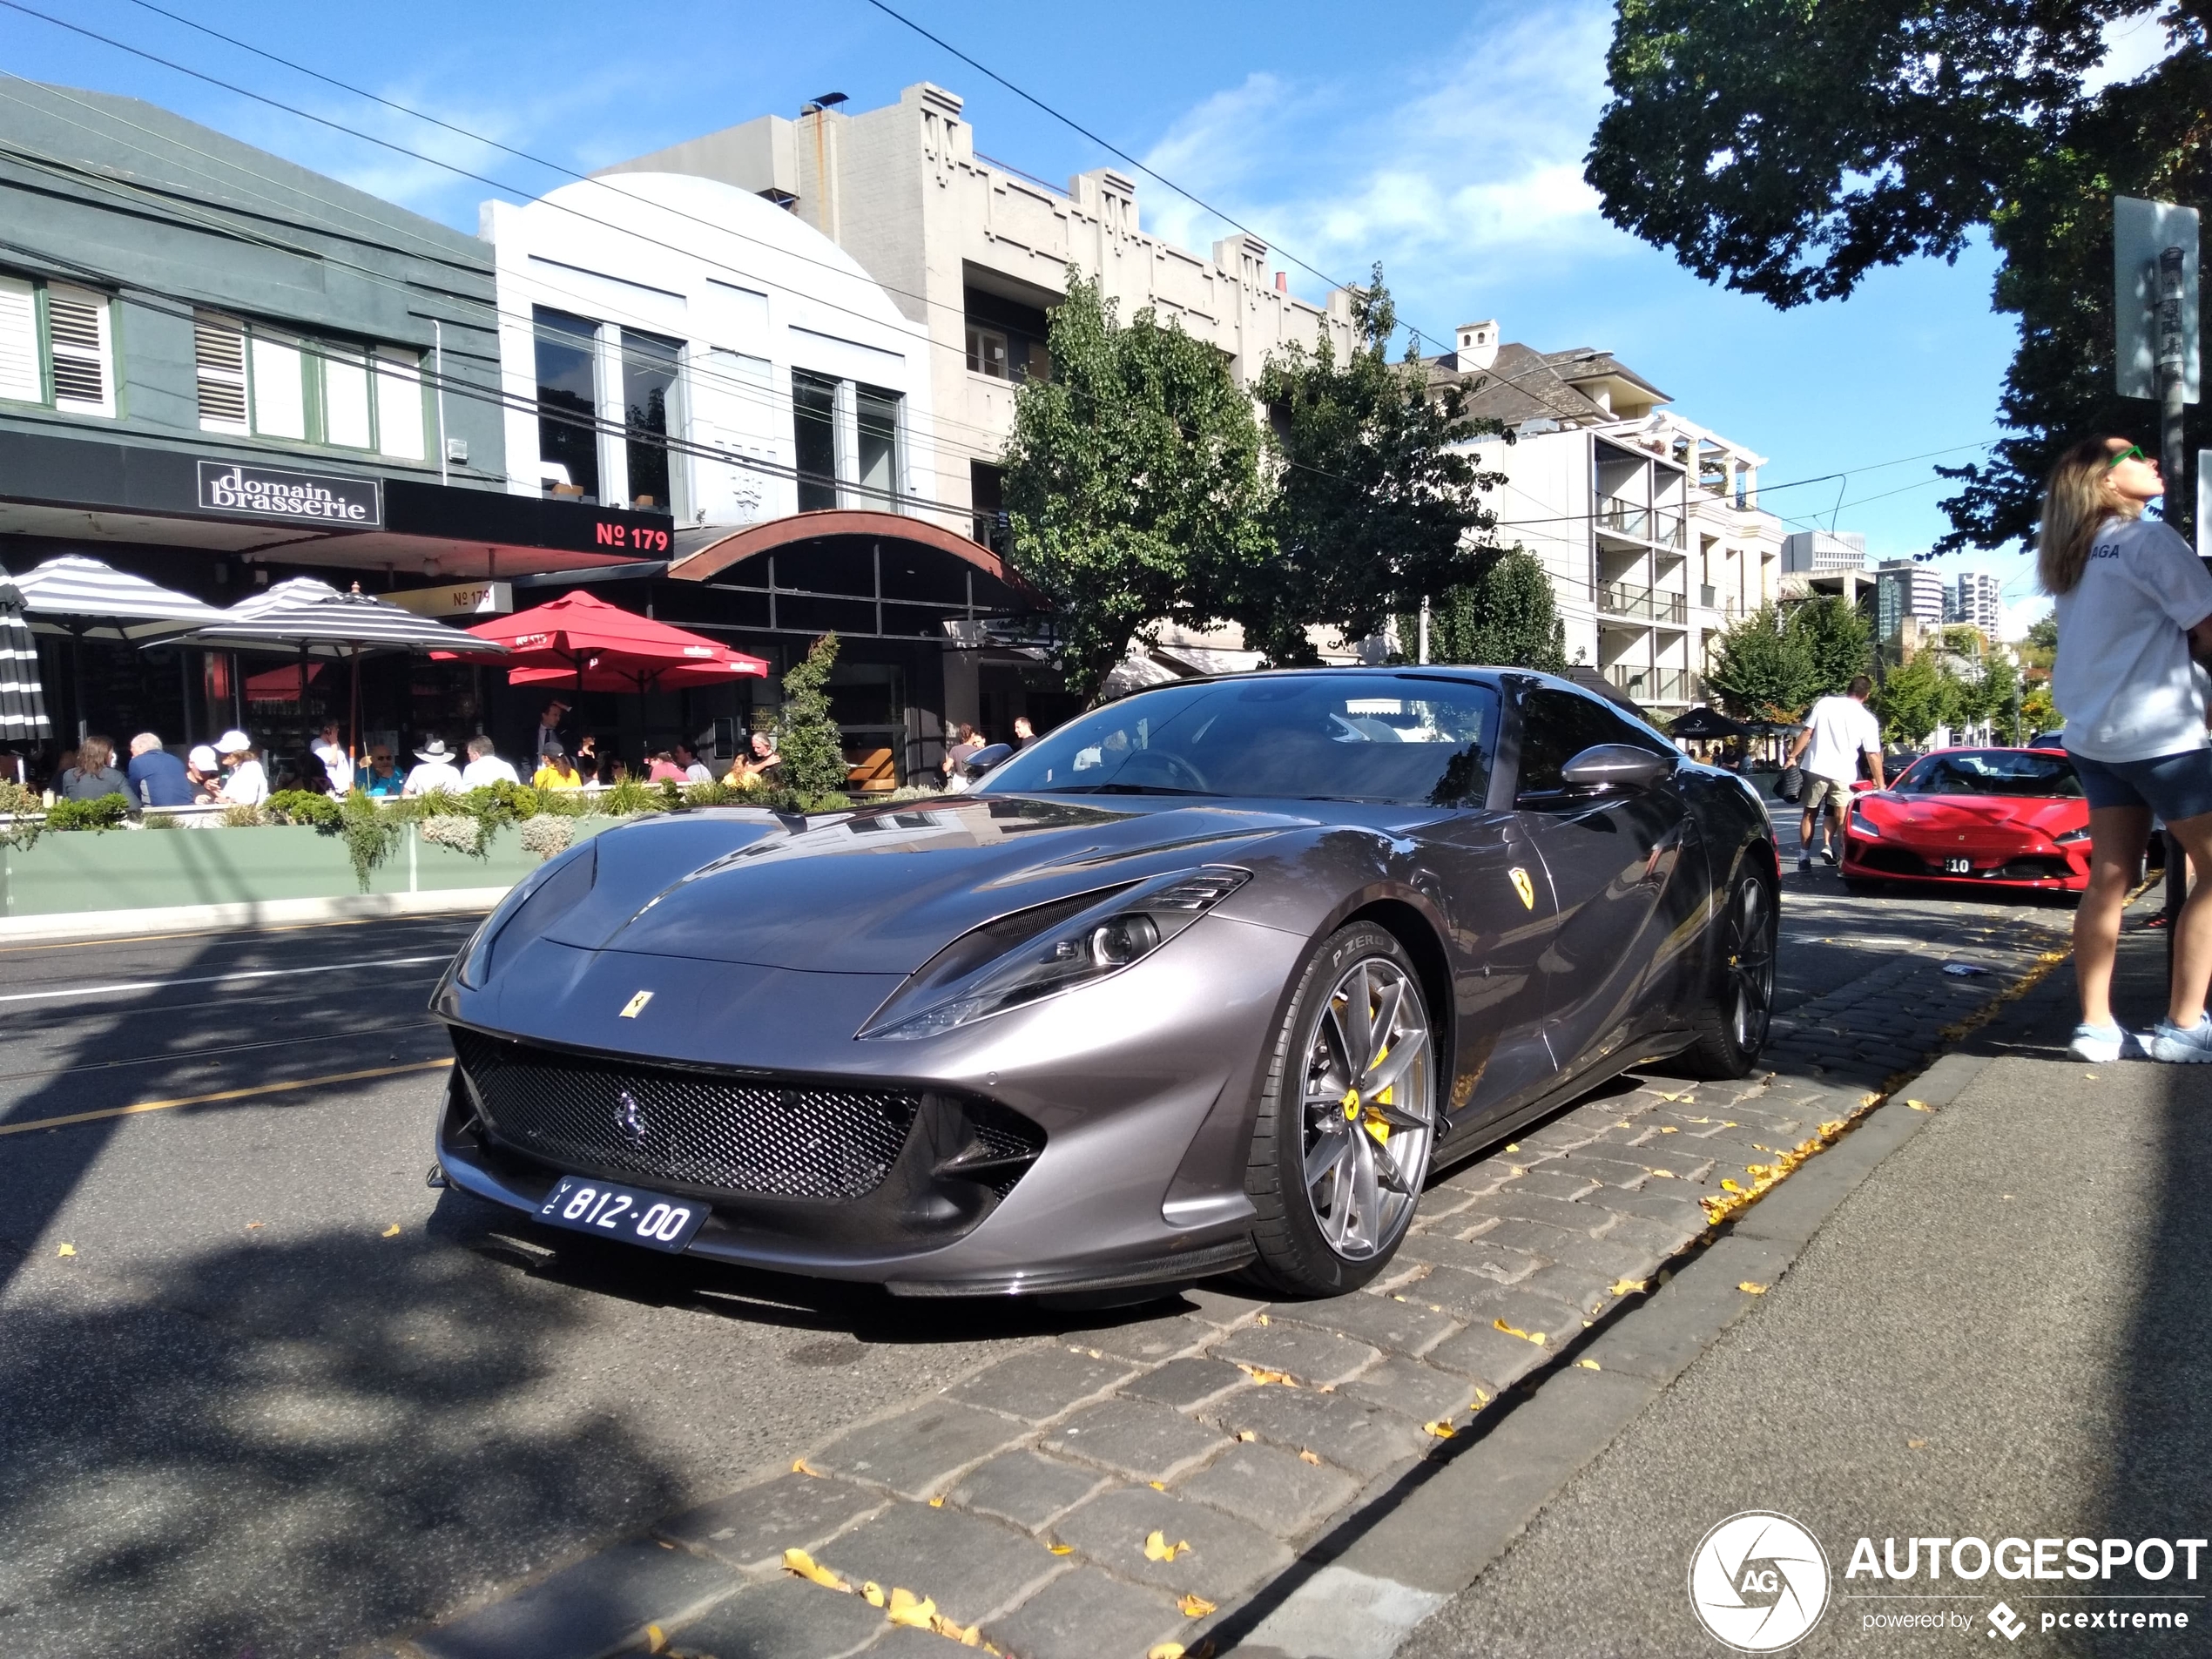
[2044,436,2212,1062]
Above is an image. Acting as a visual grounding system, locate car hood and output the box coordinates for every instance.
[1862,792,2084,838]
[542,794,1327,974]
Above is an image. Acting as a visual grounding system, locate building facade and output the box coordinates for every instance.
[1875,560,1947,643]
[1430,324,1784,711]
[1946,570,2001,637]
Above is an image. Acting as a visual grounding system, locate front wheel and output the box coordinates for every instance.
[1243,923,1438,1297]
[1676,867,1778,1080]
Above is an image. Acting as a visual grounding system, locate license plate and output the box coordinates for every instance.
[1945,857,1973,874]
[535,1175,705,1253]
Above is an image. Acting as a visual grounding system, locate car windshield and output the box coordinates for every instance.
[977,674,1501,807]
[1892,750,2083,799]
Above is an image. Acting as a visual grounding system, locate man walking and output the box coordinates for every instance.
[1785,674,1885,872]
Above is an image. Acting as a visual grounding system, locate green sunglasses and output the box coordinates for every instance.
[2107,443,2151,468]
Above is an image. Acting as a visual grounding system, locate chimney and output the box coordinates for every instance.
[1456,320,1499,372]
[1275,271,1286,293]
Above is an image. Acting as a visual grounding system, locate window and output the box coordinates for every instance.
[534,307,600,500]
[856,384,900,506]
[792,369,838,511]
[195,309,422,455]
[0,277,115,416]
[966,324,1009,379]
[1514,687,1669,796]
[1893,751,2082,799]
[621,328,681,509]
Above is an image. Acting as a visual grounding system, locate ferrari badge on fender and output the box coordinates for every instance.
[1509,867,1534,910]
[618,990,654,1019]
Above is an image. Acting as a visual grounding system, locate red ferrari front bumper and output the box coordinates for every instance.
[1840,827,2090,891]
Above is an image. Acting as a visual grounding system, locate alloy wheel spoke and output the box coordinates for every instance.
[1350,1133,1381,1244]
[1318,1001,1357,1086]
[1341,966,1373,1072]
[1365,978,1405,1070]
[1360,1027,1429,1102]
[1369,1134,1413,1195]
[1365,1098,1429,1131]
[1325,1142,1360,1248]
[1305,1121,1350,1188]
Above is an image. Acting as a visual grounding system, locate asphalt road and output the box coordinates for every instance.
[1399,911,2207,1658]
[0,846,2087,1659]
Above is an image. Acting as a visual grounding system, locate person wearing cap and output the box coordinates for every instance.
[533,739,583,790]
[402,738,463,797]
[214,730,268,806]
[459,734,520,789]
[354,744,403,798]
[185,743,220,803]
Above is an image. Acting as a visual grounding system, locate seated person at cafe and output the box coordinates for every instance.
[645,750,685,783]
[354,744,404,797]
[215,730,268,806]
[674,740,712,785]
[533,740,583,790]
[59,734,127,800]
[402,738,463,797]
[737,730,782,780]
[126,732,193,807]
[459,734,519,788]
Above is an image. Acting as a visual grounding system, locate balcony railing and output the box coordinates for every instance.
[1597,582,1688,625]
[1596,499,1648,540]
[1652,509,1686,550]
[1609,665,1703,705]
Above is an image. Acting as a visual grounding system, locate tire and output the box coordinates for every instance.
[1243,922,1438,1297]
[1676,865,1779,1080]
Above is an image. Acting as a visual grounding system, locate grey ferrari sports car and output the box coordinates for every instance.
[430,668,1777,1298]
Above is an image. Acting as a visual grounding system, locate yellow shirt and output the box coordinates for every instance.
[533,763,582,788]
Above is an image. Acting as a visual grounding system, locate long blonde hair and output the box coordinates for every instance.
[2038,435,2143,595]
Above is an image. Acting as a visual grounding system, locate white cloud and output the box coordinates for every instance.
[2085,7,2174,93]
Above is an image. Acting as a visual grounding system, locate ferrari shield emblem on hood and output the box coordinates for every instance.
[1509,867,1535,910]
[619,989,654,1019]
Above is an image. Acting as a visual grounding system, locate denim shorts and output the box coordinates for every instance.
[2068,745,2212,822]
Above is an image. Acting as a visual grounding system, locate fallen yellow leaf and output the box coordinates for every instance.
[1738,1281,1768,1295]
[1421,1420,1456,1439]
[1720,1178,1743,1193]
[1505,1142,1521,1151]
[645,1624,667,1655]
[246,1221,266,1231]
[1907,1099,1932,1111]
[1179,1592,1217,1617]
[887,1587,938,1629]
[1658,1125,1678,1134]
[782,1548,848,1590]
[55,1243,75,1258]
[1908,1438,1928,1449]
[381,1224,401,1238]
[1236,1363,1297,1386]
[1149,1646,1186,1659]
[1088,1347,1103,1359]
[928,1495,945,1507]
[1047,1542,1074,1555]
[1493,1318,1546,1345]
[1390,1293,1409,1302]
[1576,1358,1601,1370]
[1255,1312,1271,1325]
[1144,1529,1191,1562]
[1149,1480,1167,1491]
[1608,1278,1647,1297]
[1469,1386,1490,1408]
[861,1581,886,1607]
[1233,1429,1257,1441]
[1298,1449,1321,1465]
[792,1458,823,1478]
[1646,1168,1675,1179]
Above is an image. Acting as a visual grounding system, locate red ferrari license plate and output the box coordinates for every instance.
[1945,857,1972,874]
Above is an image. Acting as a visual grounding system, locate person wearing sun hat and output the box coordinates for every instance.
[213,729,267,806]
[402,737,463,797]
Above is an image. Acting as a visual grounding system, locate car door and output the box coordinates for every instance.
[1510,685,1702,1083]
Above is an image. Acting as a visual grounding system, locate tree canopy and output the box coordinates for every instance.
[1001,272,1268,700]
[1401,548,1569,672]
[775,632,848,803]
[1241,270,1501,663]
[1705,604,1817,718]
[1588,0,2207,548]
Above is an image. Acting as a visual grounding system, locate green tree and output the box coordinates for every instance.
[1784,595,1872,696]
[1002,272,1267,700]
[1242,269,1500,663]
[1706,604,1817,718]
[1977,647,2023,741]
[1585,0,2206,550]
[775,632,848,803]
[1403,548,1568,671]
[1873,653,1977,745]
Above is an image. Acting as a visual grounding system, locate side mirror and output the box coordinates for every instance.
[961,742,1014,777]
[1558,743,1675,792]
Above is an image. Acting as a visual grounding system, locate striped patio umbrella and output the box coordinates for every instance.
[14,554,228,740]
[0,573,52,745]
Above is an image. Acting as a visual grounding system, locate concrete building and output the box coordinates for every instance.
[597,83,1358,554]
[1876,560,1946,643]
[1779,529,1873,613]
[1428,324,1784,711]
[1946,570,2001,637]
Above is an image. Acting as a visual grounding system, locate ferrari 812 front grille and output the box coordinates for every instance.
[450,1027,921,1201]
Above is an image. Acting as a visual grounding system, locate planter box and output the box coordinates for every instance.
[0,817,617,919]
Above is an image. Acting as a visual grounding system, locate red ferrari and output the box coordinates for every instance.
[1841,746,2090,894]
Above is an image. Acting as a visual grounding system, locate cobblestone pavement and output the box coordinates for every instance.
[392,877,2077,1659]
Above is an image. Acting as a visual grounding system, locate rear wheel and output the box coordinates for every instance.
[1244,923,1437,1297]
[1676,867,1778,1079]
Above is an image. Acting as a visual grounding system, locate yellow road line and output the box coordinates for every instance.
[0,1058,454,1137]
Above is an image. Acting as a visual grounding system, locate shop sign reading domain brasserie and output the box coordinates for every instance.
[197,460,382,527]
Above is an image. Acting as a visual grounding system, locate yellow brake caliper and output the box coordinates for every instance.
[1359,1034,1393,1147]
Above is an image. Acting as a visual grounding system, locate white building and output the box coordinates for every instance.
[1875,559,1947,642]
[483,172,937,532]
[1429,324,1784,710]
[1947,570,2001,637]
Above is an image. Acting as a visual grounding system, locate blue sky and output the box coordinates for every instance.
[3,0,2173,631]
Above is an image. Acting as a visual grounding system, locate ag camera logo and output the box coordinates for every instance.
[1689,1511,1831,1651]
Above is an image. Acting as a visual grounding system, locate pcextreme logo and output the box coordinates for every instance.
[1689,1511,1831,1651]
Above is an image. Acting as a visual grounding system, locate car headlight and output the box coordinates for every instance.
[860,866,1251,1040]
[2055,826,2090,844]
[1849,806,1880,839]
[455,841,598,988]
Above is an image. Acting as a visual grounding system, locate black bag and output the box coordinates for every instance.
[1778,763,1805,803]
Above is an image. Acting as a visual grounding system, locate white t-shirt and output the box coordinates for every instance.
[402,759,462,797]
[685,761,712,785]
[219,758,268,806]
[1800,695,1882,784]
[2054,515,2212,763]
[460,755,520,789]
[311,739,350,794]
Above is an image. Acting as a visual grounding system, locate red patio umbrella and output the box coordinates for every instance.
[442,590,768,694]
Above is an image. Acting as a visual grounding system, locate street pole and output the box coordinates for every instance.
[1418,594,1431,665]
[2161,246,2188,494]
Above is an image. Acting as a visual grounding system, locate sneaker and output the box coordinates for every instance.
[2148,1015,2212,1063]
[1820,846,1838,866]
[1797,853,1812,873]
[2068,1022,2128,1063]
